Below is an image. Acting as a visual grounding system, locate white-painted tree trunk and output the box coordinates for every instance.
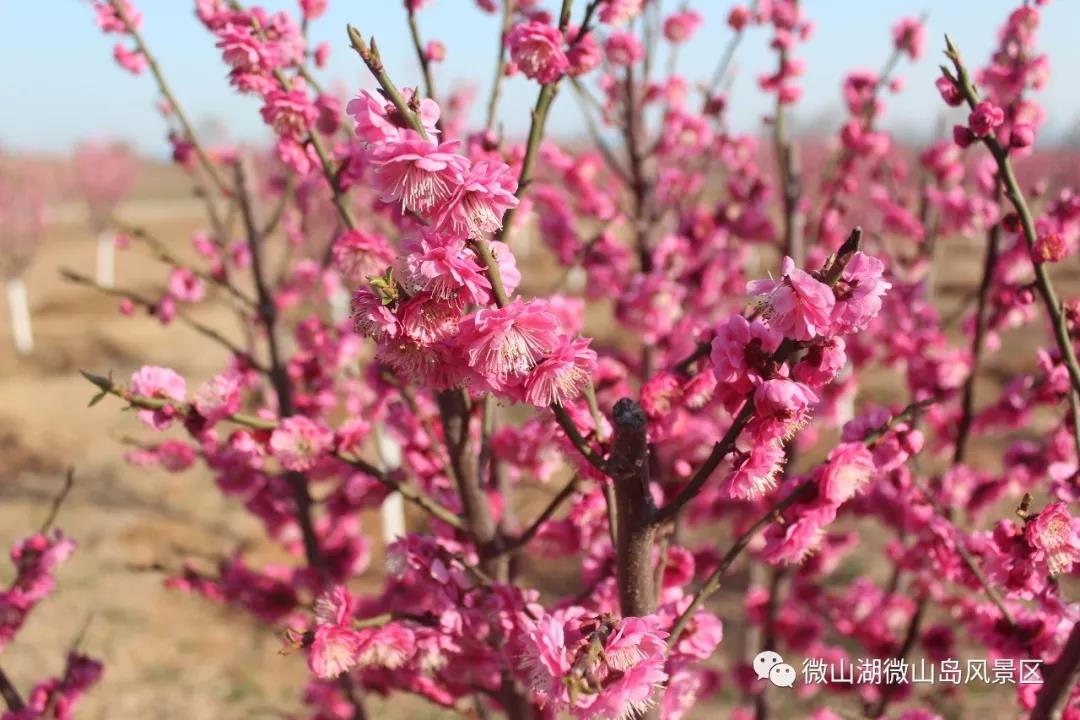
[6,277,33,355]
[96,230,115,288]
[375,425,406,544]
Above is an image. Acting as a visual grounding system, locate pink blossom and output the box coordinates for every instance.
[113,43,147,74]
[663,10,703,44]
[130,366,187,430]
[369,136,468,215]
[567,32,602,76]
[92,0,141,33]
[346,89,441,144]
[299,0,327,21]
[818,442,876,505]
[1026,502,1080,575]
[1033,232,1069,263]
[599,0,644,26]
[398,293,461,344]
[167,268,206,303]
[830,251,891,334]
[892,17,925,59]
[519,613,668,719]
[753,378,818,438]
[725,440,785,500]
[968,100,1005,138]
[605,32,644,66]
[313,585,354,626]
[710,314,783,395]
[433,159,519,236]
[351,288,400,341]
[1010,123,1035,149]
[935,76,964,107]
[747,256,835,341]
[457,300,561,389]
[523,336,597,406]
[270,416,334,471]
[355,624,416,669]
[261,83,319,141]
[507,21,569,84]
[727,5,751,31]
[309,625,362,679]
[332,229,395,286]
[399,230,492,306]
[425,40,446,62]
[193,372,242,424]
[793,336,847,386]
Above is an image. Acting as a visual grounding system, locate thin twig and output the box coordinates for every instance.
[78,370,465,532]
[497,476,580,557]
[60,268,267,373]
[0,667,24,713]
[39,467,75,534]
[945,39,1080,460]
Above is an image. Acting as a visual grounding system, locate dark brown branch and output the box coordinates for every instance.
[954,221,1000,464]
[868,595,926,718]
[609,398,657,617]
[1031,621,1080,720]
[0,667,24,713]
[235,160,324,572]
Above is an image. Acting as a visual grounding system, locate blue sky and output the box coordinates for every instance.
[4,1,1080,155]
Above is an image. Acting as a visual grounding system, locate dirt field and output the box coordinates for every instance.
[1,161,1075,719]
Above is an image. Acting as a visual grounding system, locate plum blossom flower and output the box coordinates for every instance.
[892,17,925,59]
[663,10,703,44]
[346,88,441,144]
[725,440,785,500]
[399,231,492,306]
[332,229,395,286]
[457,300,561,389]
[1026,502,1080,575]
[167,267,206,303]
[599,0,644,26]
[192,371,242,425]
[1033,232,1069,263]
[261,81,319,141]
[369,136,468,215]
[351,287,400,341]
[92,0,141,33]
[519,613,668,719]
[507,21,569,84]
[270,416,333,471]
[523,336,597,407]
[747,256,835,341]
[968,100,1005,137]
[299,0,327,21]
[113,43,147,74]
[567,31,602,76]
[309,624,362,679]
[711,314,783,397]
[433,159,519,236]
[818,442,876,505]
[130,366,187,430]
[753,378,818,439]
[830,251,891,334]
[605,32,644,66]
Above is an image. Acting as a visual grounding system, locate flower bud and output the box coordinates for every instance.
[1010,123,1035,149]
